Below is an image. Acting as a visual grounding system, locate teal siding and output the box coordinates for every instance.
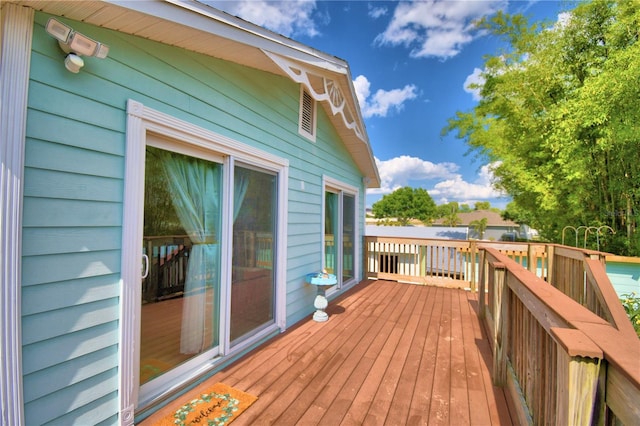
[23,12,366,424]
[22,322,119,375]
[606,261,640,297]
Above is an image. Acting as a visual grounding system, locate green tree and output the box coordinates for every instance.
[442,211,462,227]
[436,201,459,218]
[372,186,437,226]
[502,201,534,225]
[437,202,462,227]
[443,1,640,255]
[469,217,489,239]
[474,201,491,211]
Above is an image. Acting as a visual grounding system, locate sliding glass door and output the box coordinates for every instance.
[230,165,277,345]
[325,191,338,275]
[123,102,289,412]
[140,146,222,385]
[342,193,355,282]
[139,149,281,400]
[324,179,358,287]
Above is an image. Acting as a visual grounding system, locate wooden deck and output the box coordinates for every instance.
[141,280,513,425]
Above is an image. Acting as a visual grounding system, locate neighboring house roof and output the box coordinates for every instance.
[16,0,380,187]
[433,210,518,227]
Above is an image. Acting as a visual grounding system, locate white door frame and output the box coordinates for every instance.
[120,100,289,420]
[322,175,359,291]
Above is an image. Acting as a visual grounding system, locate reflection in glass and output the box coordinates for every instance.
[140,146,222,384]
[230,166,277,344]
[343,194,355,281]
[325,191,338,274]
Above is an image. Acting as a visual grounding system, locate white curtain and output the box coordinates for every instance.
[161,153,221,354]
[233,174,248,222]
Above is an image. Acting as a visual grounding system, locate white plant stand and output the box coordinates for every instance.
[306,272,337,322]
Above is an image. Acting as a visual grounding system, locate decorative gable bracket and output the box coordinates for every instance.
[263,50,366,142]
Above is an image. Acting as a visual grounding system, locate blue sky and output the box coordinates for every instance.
[205,1,574,209]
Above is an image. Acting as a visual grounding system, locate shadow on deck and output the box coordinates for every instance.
[141,280,513,425]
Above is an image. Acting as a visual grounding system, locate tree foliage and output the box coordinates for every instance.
[443,0,640,255]
[474,201,492,211]
[501,201,535,225]
[469,217,489,239]
[437,202,462,227]
[372,186,437,225]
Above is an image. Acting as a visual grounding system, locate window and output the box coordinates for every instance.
[323,176,359,288]
[298,87,316,141]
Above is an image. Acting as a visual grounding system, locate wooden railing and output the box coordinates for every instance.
[363,236,549,291]
[233,230,273,269]
[547,245,635,330]
[363,236,639,424]
[143,231,275,303]
[364,237,634,326]
[479,248,639,425]
[142,236,190,303]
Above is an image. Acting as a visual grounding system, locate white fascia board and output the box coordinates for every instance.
[106,0,348,75]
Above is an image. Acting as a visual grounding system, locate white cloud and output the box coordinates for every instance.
[368,156,459,195]
[368,158,507,207]
[428,163,506,203]
[205,0,321,37]
[368,4,388,19]
[464,67,485,101]
[375,0,507,59]
[353,75,418,118]
[555,11,572,29]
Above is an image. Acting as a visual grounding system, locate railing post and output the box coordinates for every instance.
[527,243,536,275]
[551,328,602,426]
[492,262,508,386]
[546,244,554,283]
[478,250,486,319]
[470,240,477,291]
[363,236,368,280]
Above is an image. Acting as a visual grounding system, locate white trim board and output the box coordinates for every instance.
[0,4,34,426]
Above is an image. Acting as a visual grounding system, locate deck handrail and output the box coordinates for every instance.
[363,236,634,329]
[363,236,552,290]
[548,245,637,335]
[479,247,640,425]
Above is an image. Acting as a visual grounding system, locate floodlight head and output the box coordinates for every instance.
[64,53,84,73]
[45,17,110,72]
[45,17,72,44]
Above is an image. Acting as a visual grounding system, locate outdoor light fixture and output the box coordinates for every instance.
[45,18,109,73]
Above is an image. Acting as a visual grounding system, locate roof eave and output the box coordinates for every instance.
[13,0,380,186]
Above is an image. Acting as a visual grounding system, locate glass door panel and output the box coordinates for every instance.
[140,146,222,385]
[342,194,355,282]
[230,165,277,345]
[325,191,338,275]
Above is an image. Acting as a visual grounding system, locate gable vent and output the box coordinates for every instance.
[299,87,316,141]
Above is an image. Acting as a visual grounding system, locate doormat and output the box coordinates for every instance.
[153,383,257,426]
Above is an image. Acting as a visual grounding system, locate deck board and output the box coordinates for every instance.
[140,280,513,425]
[450,288,471,426]
[458,290,493,426]
[288,281,401,424]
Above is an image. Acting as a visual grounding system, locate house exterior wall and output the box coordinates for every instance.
[20,12,365,424]
[606,261,640,297]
